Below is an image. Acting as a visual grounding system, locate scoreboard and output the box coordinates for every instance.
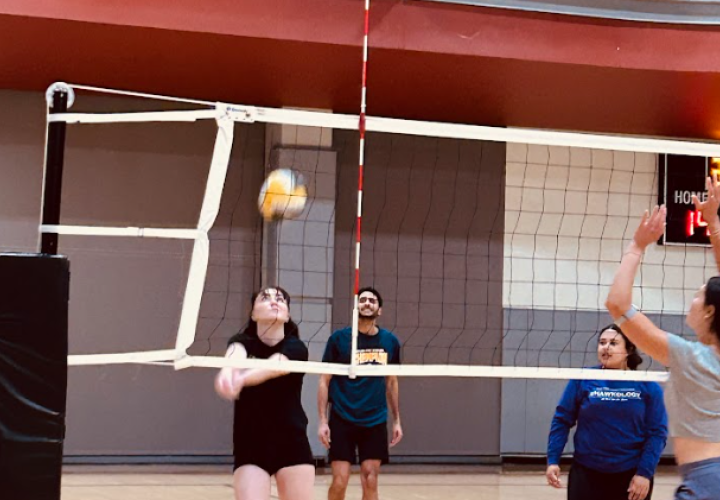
[659,155,719,246]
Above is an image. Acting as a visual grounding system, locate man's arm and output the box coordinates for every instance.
[318,374,332,423]
[317,374,332,448]
[386,376,400,424]
[386,375,403,446]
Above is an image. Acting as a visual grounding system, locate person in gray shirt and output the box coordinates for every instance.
[606,175,720,500]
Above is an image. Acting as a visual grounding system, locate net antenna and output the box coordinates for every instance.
[43,82,720,381]
[349,0,373,379]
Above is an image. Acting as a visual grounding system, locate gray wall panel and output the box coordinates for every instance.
[0,90,265,458]
[332,131,506,457]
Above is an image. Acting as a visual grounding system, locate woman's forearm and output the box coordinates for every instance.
[606,241,643,317]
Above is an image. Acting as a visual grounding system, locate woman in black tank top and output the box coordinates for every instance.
[215,287,314,500]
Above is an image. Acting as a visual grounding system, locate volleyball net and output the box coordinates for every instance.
[42,82,720,383]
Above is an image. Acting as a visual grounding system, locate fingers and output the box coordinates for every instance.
[644,206,662,230]
[633,205,666,246]
[318,426,331,448]
[693,193,702,211]
[645,205,666,234]
[649,206,659,230]
[712,172,720,202]
[545,467,562,488]
[653,205,666,231]
[215,374,236,401]
[628,485,644,500]
[222,378,236,399]
[651,204,665,222]
[390,429,403,447]
[640,209,649,226]
[627,477,648,500]
[706,173,720,200]
[697,175,720,204]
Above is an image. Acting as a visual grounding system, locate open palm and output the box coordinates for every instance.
[692,173,720,229]
[633,205,666,250]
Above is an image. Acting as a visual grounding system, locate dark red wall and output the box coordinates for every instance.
[2,0,720,138]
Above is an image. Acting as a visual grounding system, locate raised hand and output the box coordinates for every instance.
[692,173,720,231]
[632,205,666,251]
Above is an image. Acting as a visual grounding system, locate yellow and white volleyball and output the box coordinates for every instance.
[258,168,308,221]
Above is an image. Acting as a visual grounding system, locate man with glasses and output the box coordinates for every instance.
[317,287,402,500]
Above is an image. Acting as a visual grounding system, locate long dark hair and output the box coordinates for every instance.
[241,286,300,338]
[601,324,643,371]
[705,277,720,343]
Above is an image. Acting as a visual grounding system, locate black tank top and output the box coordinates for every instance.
[228,332,309,438]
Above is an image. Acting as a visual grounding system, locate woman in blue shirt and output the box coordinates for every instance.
[546,324,668,500]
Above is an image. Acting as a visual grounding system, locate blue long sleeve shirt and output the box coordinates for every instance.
[547,375,668,478]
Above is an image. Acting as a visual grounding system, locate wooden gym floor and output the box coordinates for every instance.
[61,465,682,499]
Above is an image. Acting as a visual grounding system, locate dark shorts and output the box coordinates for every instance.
[328,412,388,465]
[568,461,654,500]
[676,457,720,500]
[233,428,314,476]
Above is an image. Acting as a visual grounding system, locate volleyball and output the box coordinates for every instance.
[258,168,308,221]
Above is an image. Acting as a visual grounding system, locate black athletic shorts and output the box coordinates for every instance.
[233,428,314,476]
[328,412,389,465]
[568,461,654,500]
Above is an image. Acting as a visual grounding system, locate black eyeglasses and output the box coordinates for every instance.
[359,296,377,304]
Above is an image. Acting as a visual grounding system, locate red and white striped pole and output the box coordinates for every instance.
[350,0,371,379]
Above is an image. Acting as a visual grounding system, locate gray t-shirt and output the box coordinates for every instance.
[665,333,720,441]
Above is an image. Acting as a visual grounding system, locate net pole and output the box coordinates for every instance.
[40,84,74,254]
[350,0,371,379]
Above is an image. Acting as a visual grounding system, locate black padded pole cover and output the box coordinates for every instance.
[0,253,69,500]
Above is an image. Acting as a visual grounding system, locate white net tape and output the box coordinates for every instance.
[47,83,720,381]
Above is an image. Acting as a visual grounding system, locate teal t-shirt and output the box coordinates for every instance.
[322,327,401,427]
